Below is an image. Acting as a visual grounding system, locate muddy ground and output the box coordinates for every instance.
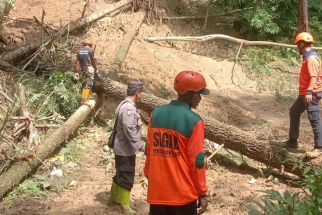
[0,0,320,214]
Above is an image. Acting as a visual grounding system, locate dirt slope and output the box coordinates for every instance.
[0,0,319,214]
[0,125,294,215]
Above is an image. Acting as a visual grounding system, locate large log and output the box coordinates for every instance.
[0,0,133,63]
[92,10,145,118]
[94,75,310,176]
[109,11,146,76]
[0,100,96,199]
[0,60,24,73]
[87,7,307,175]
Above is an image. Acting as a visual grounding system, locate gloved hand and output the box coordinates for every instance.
[197,196,208,215]
[73,73,80,81]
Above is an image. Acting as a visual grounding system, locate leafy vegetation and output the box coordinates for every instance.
[64,139,85,162]
[247,165,322,215]
[22,71,81,118]
[240,47,298,101]
[214,0,322,43]
[4,178,48,202]
[7,0,15,8]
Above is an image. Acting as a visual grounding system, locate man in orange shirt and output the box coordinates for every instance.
[144,71,209,215]
[284,32,322,151]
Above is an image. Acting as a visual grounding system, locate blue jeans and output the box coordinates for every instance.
[289,95,322,148]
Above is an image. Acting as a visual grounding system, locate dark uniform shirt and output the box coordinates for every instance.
[77,46,96,71]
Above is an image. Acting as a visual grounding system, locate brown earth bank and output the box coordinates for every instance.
[0,126,299,215]
[0,0,320,214]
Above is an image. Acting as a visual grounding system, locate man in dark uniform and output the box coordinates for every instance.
[75,38,97,104]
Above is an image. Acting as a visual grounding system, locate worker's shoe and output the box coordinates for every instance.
[107,182,119,205]
[118,186,135,214]
[283,139,299,149]
[81,88,91,104]
[314,145,322,151]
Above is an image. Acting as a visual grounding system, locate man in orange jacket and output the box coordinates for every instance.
[284,32,322,151]
[144,71,209,215]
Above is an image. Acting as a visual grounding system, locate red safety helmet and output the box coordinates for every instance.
[174,71,209,95]
[294,32,314,44]
[82,38,93,47]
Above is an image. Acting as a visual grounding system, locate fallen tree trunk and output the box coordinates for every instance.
[0,61,24,73]
[93,10,146,115]
[1,0,133,63]
[0,100,96,199]
[109,11,146,76]
[145,34,322,50]
[95,77,312,176]
[87,7,308,175]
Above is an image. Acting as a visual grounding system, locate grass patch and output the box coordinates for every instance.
[64,139,85,162]
[4,177,48,203]
[241,47,299,101]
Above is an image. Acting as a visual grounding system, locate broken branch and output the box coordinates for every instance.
[145,34,322,50]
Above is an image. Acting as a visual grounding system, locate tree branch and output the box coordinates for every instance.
[145,34,322,50]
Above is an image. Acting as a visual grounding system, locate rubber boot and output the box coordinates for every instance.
[81,88,91,104]
[118,186,135,214]
[107,182,119,205]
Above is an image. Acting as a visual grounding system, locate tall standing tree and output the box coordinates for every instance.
[298,0,308,32]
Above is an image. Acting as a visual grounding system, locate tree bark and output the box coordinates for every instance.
[0,0,10,24]
[109,11,146,76]
[298,0,308,32]
[145,34,322,50]
[0,61,24,73]
[92,10,146,115]
[0,0,133,63]
[95,76,312,176]
[87,8,308,176]
[0,100,96,199]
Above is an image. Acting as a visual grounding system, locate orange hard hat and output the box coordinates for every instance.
[174,71,209,95]
[294,32,314,44]
[82,38,93,46]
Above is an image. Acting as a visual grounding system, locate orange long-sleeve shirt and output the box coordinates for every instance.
[299,50,321,95]
[144,101,208,205]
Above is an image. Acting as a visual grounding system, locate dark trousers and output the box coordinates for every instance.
[150,201,197,215]
[113,155,136,190]
[289,95,322,147]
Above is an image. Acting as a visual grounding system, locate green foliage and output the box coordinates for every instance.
[7,0,16,7]
[256,117,267,126]
[242,48,274,77]
[23,71,81,118]
[65,140,85,162]
[16,178,47,197]
[247,165,322,215]
[242,9,280,36]
[214,0,322,42]
[242,47,298,76]
[241,47,298,99]
[273,74,298,103]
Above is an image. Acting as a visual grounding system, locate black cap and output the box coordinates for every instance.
[198,88,210,95]
[127,80,144,96]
